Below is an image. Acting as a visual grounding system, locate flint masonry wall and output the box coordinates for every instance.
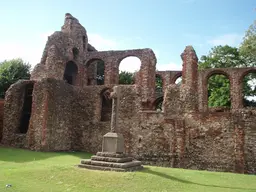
[2,13,256,174]
[0,99,4,141]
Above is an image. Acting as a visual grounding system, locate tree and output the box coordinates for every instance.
[96,61,135,85]
[0,58,31,98]
[239,20,256,67]
[198,45,245,107]
[119,71,134,84]
[96,60,104,85]
[155,74,163,89]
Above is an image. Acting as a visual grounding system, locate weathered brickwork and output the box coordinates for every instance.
[1,13,256,174]
[0,99,4,141]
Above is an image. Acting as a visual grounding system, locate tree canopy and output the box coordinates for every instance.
[0,58,31,98]
[199,36,256,107]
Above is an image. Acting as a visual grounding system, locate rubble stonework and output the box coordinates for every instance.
[1,13,256,174]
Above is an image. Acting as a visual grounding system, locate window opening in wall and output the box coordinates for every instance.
[72,48,79,60]
[175,75,182,85]
[119,56,141,85]
[18,84,33,134]
[155,74,163,93]
[155,97,163,111]
[86,59,105,85]
[242,72,256,107]
[101,89,112,121]
[63,61,78,85]
[207,74,231,109]
[83,36,86,50]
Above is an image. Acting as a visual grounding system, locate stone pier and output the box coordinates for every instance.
[78,86,143,171]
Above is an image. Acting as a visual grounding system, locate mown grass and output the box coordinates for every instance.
[0,146,255,192]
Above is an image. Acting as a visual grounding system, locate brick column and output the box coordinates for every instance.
[230,73,243,110]
[181,46,198,90]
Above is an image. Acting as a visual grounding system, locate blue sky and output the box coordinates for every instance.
[0,0,255,71]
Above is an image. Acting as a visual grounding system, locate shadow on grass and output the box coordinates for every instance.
[0,146,92,163]
[141,167,256,191]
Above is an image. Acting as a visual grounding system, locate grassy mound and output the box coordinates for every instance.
[0,146,255,192]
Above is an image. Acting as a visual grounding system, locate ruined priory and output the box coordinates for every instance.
[1,13,256,174]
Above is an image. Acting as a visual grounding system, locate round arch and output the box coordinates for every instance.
[85,58,105,85]
[119,56,141,85]
[172,72,182,84]
[206,71,231,109]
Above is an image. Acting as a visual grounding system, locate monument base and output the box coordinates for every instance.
[78,152,143,172]
[78,132,143,172]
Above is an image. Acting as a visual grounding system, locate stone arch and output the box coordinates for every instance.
[153,96,163,111]
[240,69,256,107]
[205,69,231,82]
[118,56,141,85]
[100,88,112,121]
[206,71,231,110]
[63,61,78,85]
[172,72,182,85]
[85,59,105,85]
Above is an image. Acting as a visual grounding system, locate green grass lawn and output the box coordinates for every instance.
[0,146,255,192]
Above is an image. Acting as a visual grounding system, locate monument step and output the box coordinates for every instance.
[91,155,133,163]
[96,152,128,158]
[78,164,143,172]
[81,159,142,169]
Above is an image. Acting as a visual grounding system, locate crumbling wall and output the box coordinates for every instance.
[2,80,34,148]
[2,13,256,174]
[26,78,111,151]
[0,99,4,141]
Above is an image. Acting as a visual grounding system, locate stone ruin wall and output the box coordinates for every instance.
[0,99,4,141]
[1,13,256,174]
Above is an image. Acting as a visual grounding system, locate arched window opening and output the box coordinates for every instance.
[101,89,112,121]
[175,76,182,85]
[155,74,163,96]
[63,61,78,85]
[18,83,33,134]
[83,36,86,50]
[154,97,163,111]
[119,56,141,84]
[86,59,105,85]
[72,47,79,60]
[207,74,231,110]
[242,72,256,107]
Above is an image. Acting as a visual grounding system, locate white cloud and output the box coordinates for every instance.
[0,31,54,68]
[207,34,243,47]
[156,62,182,71]
[0,32,180,73]
[88,33,118,51]
[119,56,141,72]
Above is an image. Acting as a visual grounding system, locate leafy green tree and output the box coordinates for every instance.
[239,20,256,67]
[0,58,31,98]
[96,60,104,85]
[119,71,134,84]
[199,45,244,70]
[199,45,244,107]
[155,74,163,89]
[96,61,135,85]
[199,44,256,107]
[208,74,231,107]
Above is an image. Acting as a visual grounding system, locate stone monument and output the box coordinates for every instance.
[78,86,143,171]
